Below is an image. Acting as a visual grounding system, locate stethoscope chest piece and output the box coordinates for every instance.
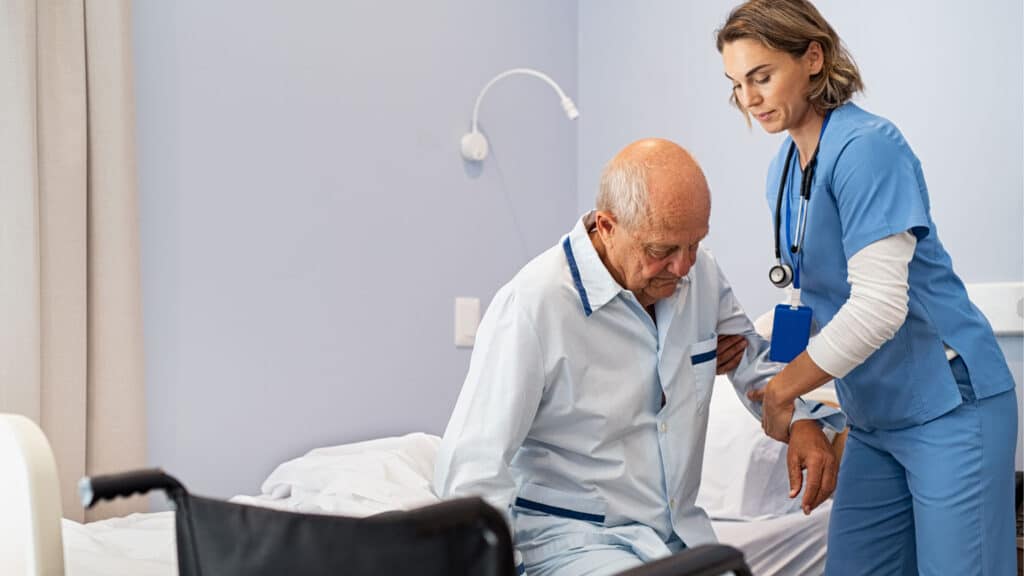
[769,263,794,288]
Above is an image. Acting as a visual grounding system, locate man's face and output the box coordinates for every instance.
[604,210,709,308]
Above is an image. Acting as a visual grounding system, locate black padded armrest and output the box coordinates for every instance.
[615,544,752,576]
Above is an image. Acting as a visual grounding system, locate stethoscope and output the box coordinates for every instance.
[768,111,832,289]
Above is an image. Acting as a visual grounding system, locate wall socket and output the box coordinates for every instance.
[454,297,481,347]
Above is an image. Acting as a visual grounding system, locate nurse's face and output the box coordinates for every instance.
[721,38,822,135]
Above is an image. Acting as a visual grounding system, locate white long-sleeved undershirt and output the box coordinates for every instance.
[805,231,918,378]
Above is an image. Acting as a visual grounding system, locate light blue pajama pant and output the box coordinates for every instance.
[512,508,686,576]
[825,357,1018,576]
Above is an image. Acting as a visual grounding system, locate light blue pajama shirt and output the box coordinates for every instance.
[434,213,844,576]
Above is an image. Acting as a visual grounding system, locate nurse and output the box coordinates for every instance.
[717,1,1018,574]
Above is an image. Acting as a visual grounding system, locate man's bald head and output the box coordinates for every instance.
[591,138,712,307]
[597,138,711,232]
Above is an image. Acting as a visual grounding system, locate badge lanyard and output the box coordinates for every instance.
[784,159,804,288]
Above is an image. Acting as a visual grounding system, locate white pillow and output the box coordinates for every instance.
[696,375,803,520]
[235,432,442,517]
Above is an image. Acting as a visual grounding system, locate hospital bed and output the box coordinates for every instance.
[5,419,751,576]
[78,467,751,576]
[2,371,840,576]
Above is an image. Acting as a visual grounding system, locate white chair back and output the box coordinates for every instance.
[0,414,65,576]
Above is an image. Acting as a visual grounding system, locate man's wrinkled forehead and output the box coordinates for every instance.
[643,194,708,235]
[634,213,709,245]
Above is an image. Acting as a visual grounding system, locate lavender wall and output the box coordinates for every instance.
[135,1,1022,500]
[135,0,579,498]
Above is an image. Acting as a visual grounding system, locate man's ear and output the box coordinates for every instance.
[594,210,617,236]
[804,41,824,76]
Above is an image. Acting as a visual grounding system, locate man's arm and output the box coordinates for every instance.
[712,261,846,432]
[433,286,546,526]
[711,261,846,512]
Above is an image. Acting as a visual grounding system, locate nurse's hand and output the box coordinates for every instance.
[785,420,838,514]
[715,334,747,374]
[747,381,794,442]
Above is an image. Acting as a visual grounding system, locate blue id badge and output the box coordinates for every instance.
[769,303,813,362]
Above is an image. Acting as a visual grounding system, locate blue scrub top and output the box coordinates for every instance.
[765,102,1014,430]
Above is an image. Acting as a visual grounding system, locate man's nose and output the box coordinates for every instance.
[665,251,693,278]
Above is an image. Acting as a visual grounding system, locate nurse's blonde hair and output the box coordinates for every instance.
[715,0,863,116]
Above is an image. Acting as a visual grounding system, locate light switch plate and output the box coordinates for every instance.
[454,297,481,347]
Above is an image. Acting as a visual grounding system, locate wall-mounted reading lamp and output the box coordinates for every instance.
[460,67,579,162]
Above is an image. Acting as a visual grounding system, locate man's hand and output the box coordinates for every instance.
[785,420,838,514]
[715,334,747,374]
[747,378,794,442]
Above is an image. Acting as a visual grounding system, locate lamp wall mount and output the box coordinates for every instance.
[460,67,578,162]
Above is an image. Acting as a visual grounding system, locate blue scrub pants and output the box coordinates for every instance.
[825,357,1018,575]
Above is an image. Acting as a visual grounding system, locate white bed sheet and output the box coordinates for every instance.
[60,433,832,576]
[62,512,175,576]
[713,501,832,576]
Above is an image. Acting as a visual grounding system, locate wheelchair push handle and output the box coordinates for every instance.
[79,468,185,508]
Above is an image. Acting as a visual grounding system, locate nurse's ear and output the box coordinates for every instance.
[802,41,824,77]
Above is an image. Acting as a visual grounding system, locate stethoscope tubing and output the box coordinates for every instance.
[769,111,832,289]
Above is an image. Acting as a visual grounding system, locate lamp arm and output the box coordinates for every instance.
[470,68,575,133]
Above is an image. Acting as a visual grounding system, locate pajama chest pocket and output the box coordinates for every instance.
[689,335,718,410]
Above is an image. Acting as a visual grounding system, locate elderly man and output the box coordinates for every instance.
[434,139,845,576]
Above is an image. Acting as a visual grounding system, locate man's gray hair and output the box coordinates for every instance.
[597,159,650,231]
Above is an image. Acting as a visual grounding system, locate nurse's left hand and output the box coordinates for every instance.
[747,381,794,442]
[786,421,838,514]
[715,334,747,374]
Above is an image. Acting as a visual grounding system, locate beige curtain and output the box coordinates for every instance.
[0,0,146,522]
